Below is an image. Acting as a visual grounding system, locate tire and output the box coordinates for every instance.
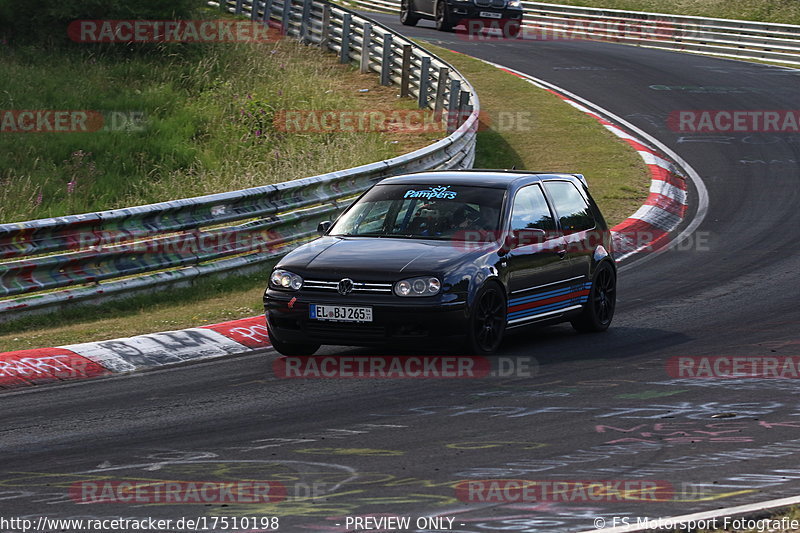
[465,281,507,355]
[571,261,616,333]
[268,325,320,356]
[400,0,420,26]
[435,1,454,32]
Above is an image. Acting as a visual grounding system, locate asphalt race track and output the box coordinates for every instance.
[2,15,800,533]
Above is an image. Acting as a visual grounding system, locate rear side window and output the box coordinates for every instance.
[544,181,595,234]
[510,184,556,233]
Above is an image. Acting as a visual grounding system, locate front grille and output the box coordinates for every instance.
[303,279,393,295]
[305,321,432,341]
[306,322,387,339]
[474,0,506,7]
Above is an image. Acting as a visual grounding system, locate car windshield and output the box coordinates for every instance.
[328,183,505,240]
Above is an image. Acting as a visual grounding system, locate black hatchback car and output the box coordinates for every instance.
[264,171,616,355]
[400,0,523,35]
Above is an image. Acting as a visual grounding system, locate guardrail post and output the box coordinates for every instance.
[458,89,470,127]
[320,3,331,48]
[235,0,244,14]
[400,45,412,97]
[250,0,260,20]
[262,0,274,22]
[360,23,372,74]
[340,13,352,63]
[281,0,292,36]
[417,56,430,108]
[433,66,449,120]
[380,34,393,86]
[339,13,352,63]
[463,103,473,128]
[446,79,460,133]
[300,0,312,42]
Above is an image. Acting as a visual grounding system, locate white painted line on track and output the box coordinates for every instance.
[577,494,800,532]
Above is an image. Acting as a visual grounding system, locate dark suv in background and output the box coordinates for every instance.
[400,0,523,36]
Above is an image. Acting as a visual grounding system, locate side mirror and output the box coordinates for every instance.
[317,221,332,236]
[498,232,517,256]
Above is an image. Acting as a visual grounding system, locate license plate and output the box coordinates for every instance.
[480,11,502,18]
[310,304,373,323]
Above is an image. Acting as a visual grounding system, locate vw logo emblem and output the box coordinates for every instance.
[337,278,354,295]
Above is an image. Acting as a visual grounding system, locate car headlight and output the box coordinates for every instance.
[269,269,303,291]
[507,0,522,7]
[394,277,441,297]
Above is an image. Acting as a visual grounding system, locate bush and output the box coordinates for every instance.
[0,0,202,45]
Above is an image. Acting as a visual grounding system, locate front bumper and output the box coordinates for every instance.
[264,290,468,347]
[449,4,523,20]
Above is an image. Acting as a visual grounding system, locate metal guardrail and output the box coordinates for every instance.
[344,0,800,65]
[0,0,479,321]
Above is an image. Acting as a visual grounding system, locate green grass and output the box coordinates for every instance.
[0,41,650,352]
[0,32,435,222]
[540,0,800,25]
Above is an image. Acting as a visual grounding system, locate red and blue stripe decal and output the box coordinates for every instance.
[507,282,592,321]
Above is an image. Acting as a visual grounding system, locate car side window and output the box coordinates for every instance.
[510,184,556,234]
[544,181,595,234]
